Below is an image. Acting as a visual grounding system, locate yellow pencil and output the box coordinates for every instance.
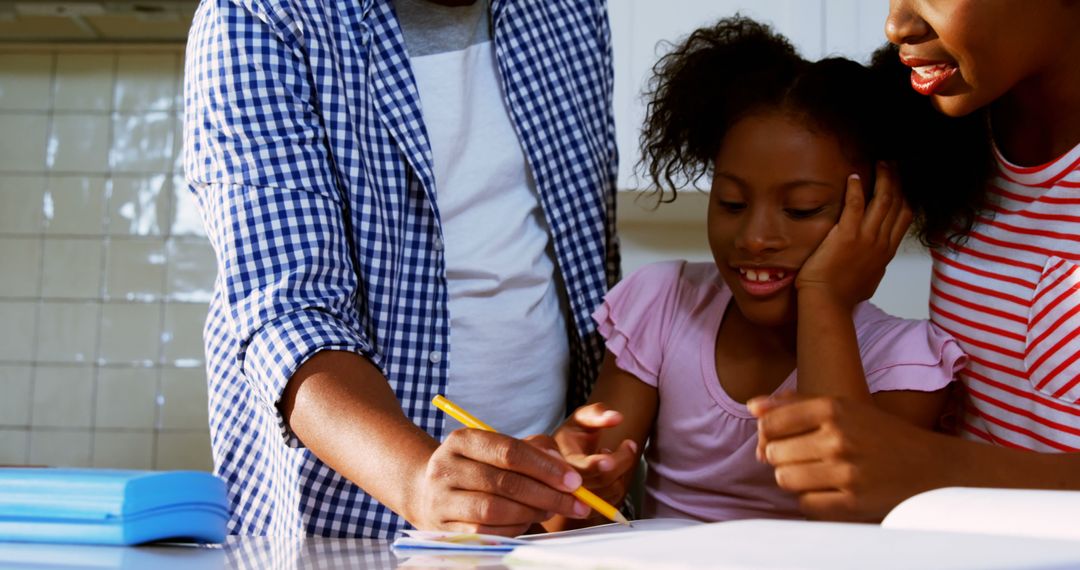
[432,395,632,527]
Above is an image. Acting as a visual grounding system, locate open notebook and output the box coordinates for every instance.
[392,518,699,554]
[503,488,1080,570]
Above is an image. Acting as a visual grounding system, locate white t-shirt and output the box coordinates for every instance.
[395,0,569,438]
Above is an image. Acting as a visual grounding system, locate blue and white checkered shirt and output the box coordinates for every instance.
[184,0,619,537]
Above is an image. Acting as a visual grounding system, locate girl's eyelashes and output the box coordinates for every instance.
[784,206,826,219]
[712,194,829,218]
[714,202,827,218]
[716,200,746,213]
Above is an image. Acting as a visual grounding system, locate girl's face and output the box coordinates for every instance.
[708,111,864,329]
[885,0,1077,117]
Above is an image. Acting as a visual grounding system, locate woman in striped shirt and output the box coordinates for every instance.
[751,0,1080,521]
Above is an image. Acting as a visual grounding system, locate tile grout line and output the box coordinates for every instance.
[0,359,201,369]
[1,426,211,434]
[23,53,59,465]
[0,296,208,304]
[86,52,124,468]
[0,168,190,176]
[152,51,184,470]
[0,231,208,241]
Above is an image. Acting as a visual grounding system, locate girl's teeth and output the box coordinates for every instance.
[739,268,788,282]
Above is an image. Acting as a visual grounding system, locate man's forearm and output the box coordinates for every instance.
[280,349,439,524]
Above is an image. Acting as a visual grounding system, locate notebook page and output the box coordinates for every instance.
[391,518,700,553]
[504,519,1080,570]
[518,518,701,546]
[882,487,1080,541]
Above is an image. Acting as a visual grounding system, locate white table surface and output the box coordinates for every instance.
[0,536,511,569]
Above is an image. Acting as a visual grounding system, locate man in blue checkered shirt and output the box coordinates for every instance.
[185,0,619,537]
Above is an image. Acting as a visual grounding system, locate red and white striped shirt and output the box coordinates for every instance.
[930,141,1080,452]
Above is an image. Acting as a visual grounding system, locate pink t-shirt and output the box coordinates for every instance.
[594,261,966,522]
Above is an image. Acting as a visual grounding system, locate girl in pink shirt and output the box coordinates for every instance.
[542,17,981,527]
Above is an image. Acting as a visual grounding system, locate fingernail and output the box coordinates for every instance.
[545,449,563,460]
[628,441,638,454]
[598,458,613,472]
[563,470,582,491]
[574,501,590,517]
[600,448,612,454]
[601,410,619,420]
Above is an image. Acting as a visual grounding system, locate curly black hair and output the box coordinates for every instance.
[638,15,993,247]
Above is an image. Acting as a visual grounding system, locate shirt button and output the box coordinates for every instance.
[433,237,444,252]
[428,351,442,364]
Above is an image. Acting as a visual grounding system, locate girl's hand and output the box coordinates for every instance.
[552,403,640,512]
[796,162,913,310]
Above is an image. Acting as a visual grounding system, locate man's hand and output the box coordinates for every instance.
[283,351,595,537]
[748,393,951,521]
[408,428,592,536]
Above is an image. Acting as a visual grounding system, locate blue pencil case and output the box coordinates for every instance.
[0,468,229,546]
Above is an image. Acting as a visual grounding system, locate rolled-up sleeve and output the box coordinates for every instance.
[184,0,373,444]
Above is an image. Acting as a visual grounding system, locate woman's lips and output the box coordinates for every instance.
[909,63,959,96]
[900,54,959,96]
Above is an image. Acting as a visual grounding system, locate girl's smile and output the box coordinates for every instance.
[733,266,796,297]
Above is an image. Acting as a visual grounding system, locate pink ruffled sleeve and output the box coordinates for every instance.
[592,261,686,387]
[856,305,968,393]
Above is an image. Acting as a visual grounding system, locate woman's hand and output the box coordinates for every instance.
[796,162,913,310]
[552,403,640,512]
[407,428,592,536]
[748,393,953,521]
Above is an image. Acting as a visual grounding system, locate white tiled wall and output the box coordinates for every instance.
[0,47,213,471]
